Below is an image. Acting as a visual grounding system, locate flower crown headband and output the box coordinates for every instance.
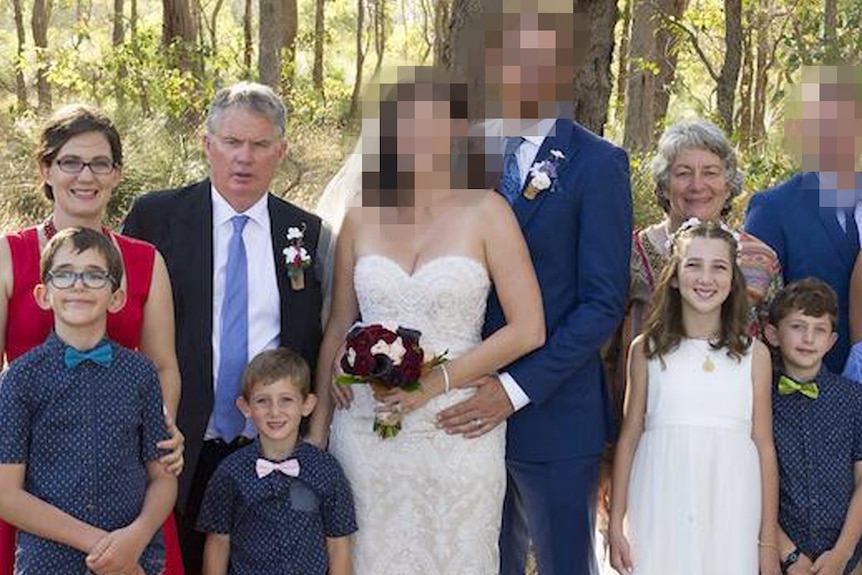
[665,217,741,254]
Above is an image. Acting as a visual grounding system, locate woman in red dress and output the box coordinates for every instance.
[0,105,185,574]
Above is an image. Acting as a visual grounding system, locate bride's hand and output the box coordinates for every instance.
[330,342,354,409]
[377,375,444,415]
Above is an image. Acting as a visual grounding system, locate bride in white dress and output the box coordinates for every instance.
[308,66,546,575]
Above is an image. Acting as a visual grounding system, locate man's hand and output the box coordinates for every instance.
[158,414,185,476]
[436,375,514,438]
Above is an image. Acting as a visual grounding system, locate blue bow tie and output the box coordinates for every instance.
[64,342,113,368]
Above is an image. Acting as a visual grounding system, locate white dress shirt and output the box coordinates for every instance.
[205,187,281,439]
[481,117,557,412]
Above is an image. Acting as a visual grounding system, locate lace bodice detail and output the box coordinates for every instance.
[353,255,491,357]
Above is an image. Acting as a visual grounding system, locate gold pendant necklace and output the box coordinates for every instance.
[702,355,715,373]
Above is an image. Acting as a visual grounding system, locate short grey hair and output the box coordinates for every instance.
[205,81,286,137]
[650,119,743,217]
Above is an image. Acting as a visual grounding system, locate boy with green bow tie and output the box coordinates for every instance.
[765,278,862,575]
[0,227,175,575]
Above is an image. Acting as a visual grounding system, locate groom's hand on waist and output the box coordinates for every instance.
[436,375,514,439]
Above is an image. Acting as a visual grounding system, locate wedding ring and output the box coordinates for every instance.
[474,418,483,427]
[393,402,402,413]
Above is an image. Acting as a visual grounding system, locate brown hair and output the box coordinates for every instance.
[769,277,839,330]
[241,347,312,400]
[37,105,122,201]
[643,220,751,363]
[40,227,123,292]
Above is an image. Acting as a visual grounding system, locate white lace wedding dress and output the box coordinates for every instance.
[329,254,506,575]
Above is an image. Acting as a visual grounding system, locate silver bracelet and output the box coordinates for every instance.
[440,363,451,394]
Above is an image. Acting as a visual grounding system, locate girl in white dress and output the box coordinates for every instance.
[307,67,546,575]
[609,220,780,575]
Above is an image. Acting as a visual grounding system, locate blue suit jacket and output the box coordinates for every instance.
[483,119,632,461]
[744,172,857,372]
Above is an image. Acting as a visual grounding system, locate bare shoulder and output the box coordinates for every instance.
[476,189,512,216]
[750,338,772,373]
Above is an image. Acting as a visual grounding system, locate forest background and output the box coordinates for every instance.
[0,0,857,231]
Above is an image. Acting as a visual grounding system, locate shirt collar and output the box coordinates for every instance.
[211,185,270,228]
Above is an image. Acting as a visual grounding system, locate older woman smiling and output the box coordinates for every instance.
[607,119,783,420]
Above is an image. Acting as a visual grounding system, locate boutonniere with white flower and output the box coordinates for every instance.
[523,149,566,200]
[282,224,312,291]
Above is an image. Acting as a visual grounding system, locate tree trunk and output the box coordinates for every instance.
[623,0,688,151]
[653,0,687,136]
[347,0,367,119]
[12,0,28,111]
[736,4,753,148]
[614,0,631,123]
[130,0,151,114]
[209,0,225,56]
[32,0,52,113]
[572,0,617,136]
[371,0,387,77]
[281,0,298,93]
[113,0,125,108]
[312,0,325,94]
[162,0,198,73]
[716,0,742,135]
[436,0,485,120]
[751,4,770,149]
[243,0,253,78]
[824,0,838,63]
[258,0,281,89]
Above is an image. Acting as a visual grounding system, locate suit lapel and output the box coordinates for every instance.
[512,119,576,229]
[172,180,214,399]
[818,203,856,266]
[268,194,292,340]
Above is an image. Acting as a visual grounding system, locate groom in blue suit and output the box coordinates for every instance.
[438,4,632,573]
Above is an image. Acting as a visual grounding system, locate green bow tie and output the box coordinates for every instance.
[777,375,819,399]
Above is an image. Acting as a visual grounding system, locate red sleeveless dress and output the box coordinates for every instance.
[1,226,185,575]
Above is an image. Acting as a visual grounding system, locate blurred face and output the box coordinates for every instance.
[674,237,733,317]
[34,244,124,334]
[797,94,862,172]
[237,378,316,445]
[488,19,568,118]
[40,131,120,223]
[204,107,287,209]
[765,311,837,378]
[666,148,730,226]
[396,97,463,176]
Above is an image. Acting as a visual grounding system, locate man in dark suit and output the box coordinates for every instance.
[123,82,323,574]
[438,3,632,573]
[745,65,861,373]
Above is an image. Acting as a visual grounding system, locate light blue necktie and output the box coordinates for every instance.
[500,136,524,203]
[214,214,249,442]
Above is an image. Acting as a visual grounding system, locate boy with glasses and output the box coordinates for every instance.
[0,227,176,574]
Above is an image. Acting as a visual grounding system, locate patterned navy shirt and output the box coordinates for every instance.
[197,440,357,575]
[0,333,169,575]
[773,366,862,571]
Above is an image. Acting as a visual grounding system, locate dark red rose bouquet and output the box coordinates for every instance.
[335,323,447,438]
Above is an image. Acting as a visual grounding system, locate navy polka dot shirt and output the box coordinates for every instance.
[0,333,169,575]
[197,440,357,575]
[773,366,862,571]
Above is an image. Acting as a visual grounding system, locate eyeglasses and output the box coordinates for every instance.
[46,269,115,290]
[54,156,116,175]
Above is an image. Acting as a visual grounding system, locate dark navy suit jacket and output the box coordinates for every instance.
[745,171,858,372]
[483,119,632,462]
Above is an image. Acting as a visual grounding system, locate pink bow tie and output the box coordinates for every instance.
[255,457,300,479]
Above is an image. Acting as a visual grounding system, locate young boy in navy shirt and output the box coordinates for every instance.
[0,227,176,574]
[197,347,356,575]
[765,278,862,575]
